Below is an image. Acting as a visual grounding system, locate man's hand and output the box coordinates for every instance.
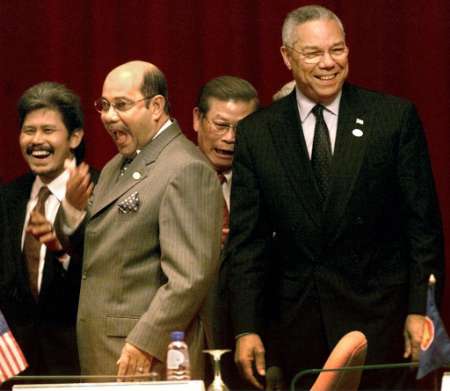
[66,162,93,211]
[235,333,266,389]
[26,210,63,253]
[117,342,153,380]
[403,314,425,361]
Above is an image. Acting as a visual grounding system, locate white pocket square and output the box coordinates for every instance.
[118,191,140,214]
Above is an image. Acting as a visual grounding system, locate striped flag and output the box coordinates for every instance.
[0,309,28,383]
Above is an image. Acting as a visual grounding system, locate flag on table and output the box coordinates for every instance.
[0,309,28,383]
[417,274,450,379]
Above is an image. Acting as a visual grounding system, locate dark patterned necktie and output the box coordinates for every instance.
[217,172,229,247]
[23,186,51,299]
[311,104,332,200]
[120,157,133,176]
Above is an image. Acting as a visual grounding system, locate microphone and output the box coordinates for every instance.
[265,366,284,390]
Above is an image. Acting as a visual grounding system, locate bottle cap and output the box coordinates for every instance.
[170,331,184,341]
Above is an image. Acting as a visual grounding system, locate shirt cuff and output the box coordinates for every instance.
[57,253,71,270]
[61,198,86,235]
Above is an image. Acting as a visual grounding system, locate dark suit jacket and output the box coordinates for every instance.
[223,83,444,374]
[0,169,98,376]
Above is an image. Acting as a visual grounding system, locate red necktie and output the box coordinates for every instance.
[217,172,229,247]
[23,186,51,299]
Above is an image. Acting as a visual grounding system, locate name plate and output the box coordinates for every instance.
[442,372,450,391]
[13,381,205,391]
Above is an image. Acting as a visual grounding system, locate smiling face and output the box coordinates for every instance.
[281,18,349,104]
[193,98,257,172]
[19,108,83,183]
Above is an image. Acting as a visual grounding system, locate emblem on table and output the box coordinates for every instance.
[118,192,140,214]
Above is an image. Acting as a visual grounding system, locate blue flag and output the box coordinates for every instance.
[416,276,450,379]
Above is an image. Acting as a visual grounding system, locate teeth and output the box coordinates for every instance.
[318,75,335,80]
[32,150,50,157]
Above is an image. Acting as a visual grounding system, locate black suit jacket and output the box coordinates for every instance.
[224,83,444,369]
[0,169,98,376]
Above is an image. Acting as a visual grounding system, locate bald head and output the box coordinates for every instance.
[105,61,170,114]
[99,60,170,157]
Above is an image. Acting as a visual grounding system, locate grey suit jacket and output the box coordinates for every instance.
[76,122,223,378]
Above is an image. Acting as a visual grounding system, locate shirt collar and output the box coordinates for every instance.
[222,170,232,183]
[152,118,173,140]
[31,158,76,202]
[295,87,342,122]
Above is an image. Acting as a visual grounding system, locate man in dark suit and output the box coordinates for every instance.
[193,75,259,246]
[0,82,96,379]
[223,5,444,390]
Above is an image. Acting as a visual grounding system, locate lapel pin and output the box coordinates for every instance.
[352,128,364,137]
[132,171,142,180]
[356,118,364,125]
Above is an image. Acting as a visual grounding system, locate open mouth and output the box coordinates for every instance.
[27,146,53,159]
[215,148,234,157]
[315,73,337,81]
[110,129,128,145]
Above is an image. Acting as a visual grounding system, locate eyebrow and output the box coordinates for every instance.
[299,40,346,49]
[22,124,57,129]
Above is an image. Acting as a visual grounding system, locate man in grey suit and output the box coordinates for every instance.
[54,61,223,380]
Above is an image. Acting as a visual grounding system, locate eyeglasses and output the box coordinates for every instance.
[285,44,348,64]
[203,116,238,136]
[94,95,156,113]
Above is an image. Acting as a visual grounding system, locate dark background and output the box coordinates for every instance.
[1,0,449,329]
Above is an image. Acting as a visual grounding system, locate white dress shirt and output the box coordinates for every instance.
[295,87,342,158]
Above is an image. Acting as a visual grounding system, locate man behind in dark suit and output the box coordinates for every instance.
[193,76,258,388]
[223,5,444,390]
[0,82,93,379]
[193,75,259,245]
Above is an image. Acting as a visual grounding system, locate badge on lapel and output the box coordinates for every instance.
[352,118,364,137]
[118,191,140,214]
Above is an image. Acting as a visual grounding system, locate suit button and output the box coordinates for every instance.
[354,217,364,225]
[82,273,87,280]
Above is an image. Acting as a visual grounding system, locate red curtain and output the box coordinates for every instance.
[1,0,449,323]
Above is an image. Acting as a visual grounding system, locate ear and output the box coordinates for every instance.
[280,46,293,70]
[192,107,202,133]
[150,95,166,119]
[69,128,84,149]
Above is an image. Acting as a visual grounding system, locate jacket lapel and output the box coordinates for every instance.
[270,91,322,227]
[323,84,369,241]
[90,122,181,218]
[6,174,35,300]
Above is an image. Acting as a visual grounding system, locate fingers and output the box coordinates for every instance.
[403,330,411,358]
[116,354,129,381]
[403,314,425,361]
[117,343,153,381]
[26,211,63,252]
[235,334,265,389]
[255,349,266,377]
[409,335,421,361]
[240,356,263,389]
[66,162,93,210]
